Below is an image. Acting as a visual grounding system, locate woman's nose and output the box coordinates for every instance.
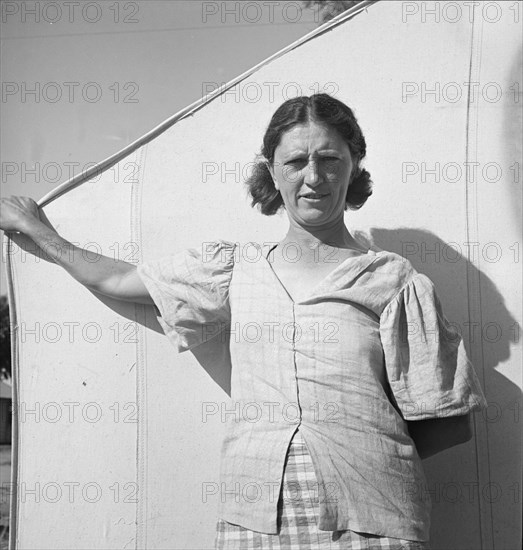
[304,159,320,185]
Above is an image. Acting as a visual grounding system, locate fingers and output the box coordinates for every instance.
[0,195,40,232]
[2,195,38,210]
[7,196,36,206]
[17,196,39,214]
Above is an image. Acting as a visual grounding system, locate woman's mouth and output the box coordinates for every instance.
[300,192,329,201]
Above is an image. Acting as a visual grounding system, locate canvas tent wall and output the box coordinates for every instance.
[4,1,522,548]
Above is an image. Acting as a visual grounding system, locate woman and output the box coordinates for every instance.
[0,94,487,549]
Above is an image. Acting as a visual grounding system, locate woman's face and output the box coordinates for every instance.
[268,120,354,229]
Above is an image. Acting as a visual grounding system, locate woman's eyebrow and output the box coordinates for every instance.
[283,146,341,156]
[282,149,307,157]
[283,150,342,161]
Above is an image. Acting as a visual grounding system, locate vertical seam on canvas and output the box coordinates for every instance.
[131,145,148,549]
[464,6,494,549]
[4,236,20,550]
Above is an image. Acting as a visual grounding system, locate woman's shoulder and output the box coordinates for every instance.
[369,246,416,277]
[364,246,418,305]
[191,238,238,266]
[350,233,416,283]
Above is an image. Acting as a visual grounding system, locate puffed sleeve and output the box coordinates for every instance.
[380,272,488,420]
[136,239,236,353]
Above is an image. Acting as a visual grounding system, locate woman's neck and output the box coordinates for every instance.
[280,218,365,254]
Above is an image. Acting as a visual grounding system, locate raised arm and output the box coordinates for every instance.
[0,196,153,305]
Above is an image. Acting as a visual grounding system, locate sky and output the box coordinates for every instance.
[0,0,323,293]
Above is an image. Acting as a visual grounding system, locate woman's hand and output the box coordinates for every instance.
[0,196,41,233]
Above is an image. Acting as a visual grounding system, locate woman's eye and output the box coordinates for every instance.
[285,159,307,167]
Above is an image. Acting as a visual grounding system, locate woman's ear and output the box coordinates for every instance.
[348,158,360,185]
[263,158,278,190]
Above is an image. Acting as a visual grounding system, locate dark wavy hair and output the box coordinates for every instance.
[245,93,373,215]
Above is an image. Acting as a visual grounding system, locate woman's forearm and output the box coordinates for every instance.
[22,218,137,296]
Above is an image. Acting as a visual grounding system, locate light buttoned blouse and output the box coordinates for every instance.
[136,239,487,541]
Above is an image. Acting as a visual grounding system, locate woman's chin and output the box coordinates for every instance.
[292,208,332,226]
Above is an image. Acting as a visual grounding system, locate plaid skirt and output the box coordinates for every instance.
[214,430,431,550]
